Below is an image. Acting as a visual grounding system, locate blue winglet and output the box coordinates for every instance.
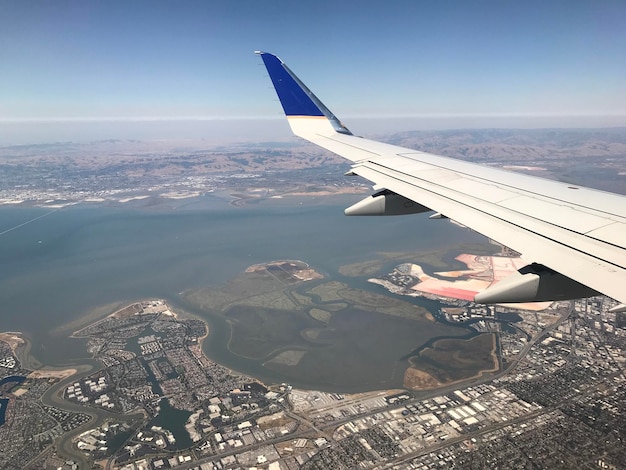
[256,52,324,117]
[256,51,352,134]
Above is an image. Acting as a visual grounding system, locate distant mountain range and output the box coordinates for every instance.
[383,127,626,164]
[1,128,624,200]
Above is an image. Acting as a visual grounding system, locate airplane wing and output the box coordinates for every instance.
[256,51,626,308]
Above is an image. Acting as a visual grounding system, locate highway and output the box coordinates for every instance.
[172,303,575,469]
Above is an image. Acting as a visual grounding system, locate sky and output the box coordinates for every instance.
[1,0,625,143]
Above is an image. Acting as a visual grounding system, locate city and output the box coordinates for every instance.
[1,291,625,469]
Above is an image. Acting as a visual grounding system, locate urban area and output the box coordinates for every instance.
[1,293,625,469]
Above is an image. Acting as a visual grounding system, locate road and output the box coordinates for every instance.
[173,303,575,469]
[38,366,144,469]
[27,300,572,469]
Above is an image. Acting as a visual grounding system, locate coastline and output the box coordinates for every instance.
[0,330,92,380]
[2,252,498,397]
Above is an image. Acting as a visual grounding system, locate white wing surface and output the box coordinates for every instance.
[256,52,626,307]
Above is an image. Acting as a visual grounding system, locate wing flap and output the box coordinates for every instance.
[587,222,626,247]
[498,196,620,234]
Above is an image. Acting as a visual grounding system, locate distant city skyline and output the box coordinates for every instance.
[1,0,625,143]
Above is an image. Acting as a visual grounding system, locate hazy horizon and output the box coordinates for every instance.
[2,115,626,147]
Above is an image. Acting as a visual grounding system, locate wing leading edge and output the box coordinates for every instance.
[255,51,626,307]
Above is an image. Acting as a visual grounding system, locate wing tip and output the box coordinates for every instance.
[255,50,283,62]
[257,51,324,118]
[256,51,352,135]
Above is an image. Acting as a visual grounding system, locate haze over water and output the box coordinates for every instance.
[0,195,484,379]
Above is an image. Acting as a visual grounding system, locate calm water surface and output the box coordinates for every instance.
[0,195,484,383]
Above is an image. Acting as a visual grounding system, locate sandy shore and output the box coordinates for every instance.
[28,368,79,380]
[0,332,25,352]
[0,331,84,380]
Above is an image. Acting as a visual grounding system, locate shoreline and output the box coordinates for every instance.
[2,246,502,397]
[1,295,501,454]
[0,185,367,209]
[0,330,91,379]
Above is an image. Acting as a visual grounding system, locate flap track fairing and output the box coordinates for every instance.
[345,190,430,216]
[474,263,599,304]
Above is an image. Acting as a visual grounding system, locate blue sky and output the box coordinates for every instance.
[1,0,625,142]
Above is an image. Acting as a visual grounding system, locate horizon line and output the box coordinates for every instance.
[2,112,626,124]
